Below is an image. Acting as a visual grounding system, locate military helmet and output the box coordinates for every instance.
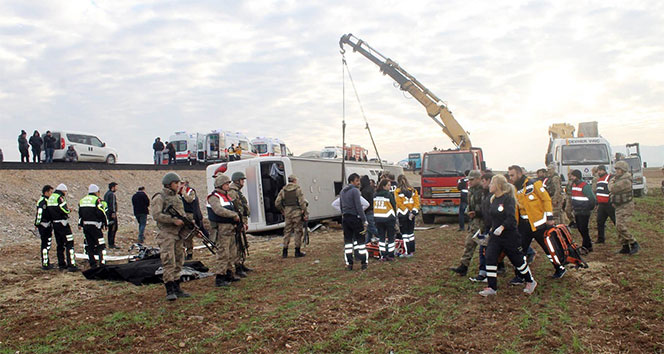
[467,170,481,180]
[162,172,182,186]
[615,161,629,172]
[231,171,246,182]
[214,174,231,188]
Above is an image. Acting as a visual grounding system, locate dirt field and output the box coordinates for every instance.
[0,169,663,353]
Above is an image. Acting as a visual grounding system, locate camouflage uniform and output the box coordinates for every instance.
[275,183,308,250]
[544,167,563,224]
[609,172,637,246]
[228,182,250,267]
[459,184,485,267]
[564,178,574,224]
[589,173,599,230]
[151,188,188,283]
[207,190,238,276]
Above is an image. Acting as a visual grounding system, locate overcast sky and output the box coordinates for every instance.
[1,0,663,169]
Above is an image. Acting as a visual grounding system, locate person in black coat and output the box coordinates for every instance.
[43,131,56,163]
[360,175,377,243]
[29,131,43,163]
[479,174,537,297]
[18,130,30,163]
[131,187,150,244]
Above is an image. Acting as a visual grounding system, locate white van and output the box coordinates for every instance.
[168,131,206,163]
[41,131,119,163]
[205,130,255,162]
[206,157,403,232]
[251,137,290,157]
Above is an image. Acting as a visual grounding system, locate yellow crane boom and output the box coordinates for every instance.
[339,33,472,150]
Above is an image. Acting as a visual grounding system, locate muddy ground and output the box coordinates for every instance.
[0,169,662,353]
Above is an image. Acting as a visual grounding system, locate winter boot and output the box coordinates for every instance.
[616,244,630,254]
[240,264,253,272]
[629,242,640,255]
[165,282,177,301]
[215,274,230,288]
[295,247,306,258]
[282,248,288,258]
[174,280,191,298]
[226,270,240,282]
[450,264,468,276]
[361,263,368,271]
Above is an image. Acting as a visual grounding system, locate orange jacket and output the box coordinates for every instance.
[515,177,553,231]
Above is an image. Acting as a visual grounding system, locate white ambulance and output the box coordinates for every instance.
[168,131,206,163]
[205,130,255,163]
[251,137,290,157]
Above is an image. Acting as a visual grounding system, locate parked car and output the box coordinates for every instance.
[41,131,119,163]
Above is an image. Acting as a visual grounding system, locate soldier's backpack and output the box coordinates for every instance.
[544,224,588,269]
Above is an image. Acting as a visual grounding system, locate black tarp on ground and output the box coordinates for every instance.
[82,256,210,285]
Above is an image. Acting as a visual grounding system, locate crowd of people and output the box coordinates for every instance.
[152,137,176,165]
[32,158,647,300]
[15,130,60,163]
[449,162,642,296]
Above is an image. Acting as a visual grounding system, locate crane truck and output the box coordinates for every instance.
[340,34,486,223]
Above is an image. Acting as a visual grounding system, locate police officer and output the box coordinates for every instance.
[595,165,615,244]
[450,170,482,276]
[78,184,108,268]
[275,175,309,258]
[569,170,596,252]
[609,161,640,255]
[35,185,54,270]
[47,184,78,272]
[207,174,241,287]
[151,173,191,301]
[544,164,564,224]
[179,178,198,260]
[229,172,252,274]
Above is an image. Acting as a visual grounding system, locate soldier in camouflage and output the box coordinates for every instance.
[450,170,483,276]
[609,161,640,255]
[207,174,241,287]
[275,175,309,258]
[544,164,564,224]
[229,172,252,276]
[151,172,191,301]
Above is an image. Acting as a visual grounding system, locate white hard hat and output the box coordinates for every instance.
[56,183,68,191]
[88,184,100,193]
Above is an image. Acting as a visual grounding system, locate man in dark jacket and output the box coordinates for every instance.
[339,173,368,270]
[570,169,596,252]
[29,131,43,163]
[18,130,30,163]
[104,182,120,249]
[43,131,56,163]
[153,137,164,165]
[131,187,150,244]
[360,175,377,243]
[167,142,176,165]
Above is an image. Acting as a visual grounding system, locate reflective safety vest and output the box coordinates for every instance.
[395,188,420,216]
[79,194,107,226]
[595,174,610,204]
[35,196,51,226]
[571,181,592,211]
[206,192,236,223]
[516,177,553,231]
[373,196,396,219]
[79,194,101,208]
[47,191,70,220]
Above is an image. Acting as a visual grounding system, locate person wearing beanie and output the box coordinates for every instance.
[46,183,78,271]
[78,184,108,268]
[18,130,30,163]
[569,169,596,252]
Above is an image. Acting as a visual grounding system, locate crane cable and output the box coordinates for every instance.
[341,55,347,186]
[341,52,384,169]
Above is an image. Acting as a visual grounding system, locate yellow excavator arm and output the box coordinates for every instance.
[340,34,472,150]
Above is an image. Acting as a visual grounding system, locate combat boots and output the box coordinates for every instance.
[282,248,288,258]
[215,274,230,287]
[295,247,306,258]
[173,280,191,298]
[629,242,640,255]
[450,264,468,276]
[239,264,253,272]
[616,244,630,254]
[235,265,248,278]
[226,270,240,282]
[165,282,177,301]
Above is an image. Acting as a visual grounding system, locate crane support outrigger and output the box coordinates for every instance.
[339,33,486,222]
[340,33,471,150]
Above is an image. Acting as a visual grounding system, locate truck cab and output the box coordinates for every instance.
[420,148,485,223]
[546,137,613,183]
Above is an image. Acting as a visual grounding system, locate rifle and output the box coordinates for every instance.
[302,216,310,246]
[235,212,249,261]
[165,205,218,255]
